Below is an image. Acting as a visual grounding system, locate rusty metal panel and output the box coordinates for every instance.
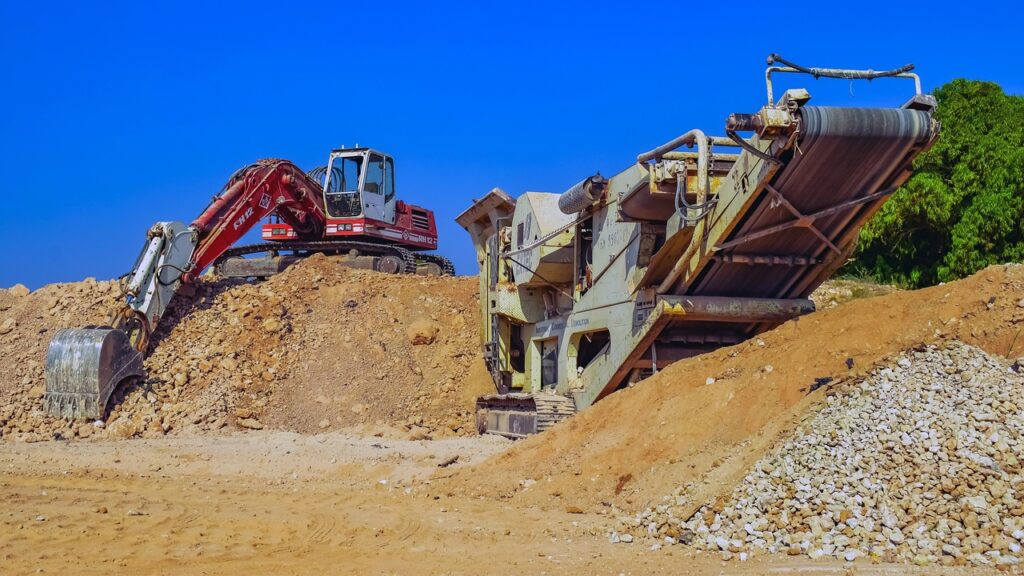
[657,295,814,323]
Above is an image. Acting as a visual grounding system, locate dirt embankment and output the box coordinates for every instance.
[446,264,1024,515]
[0,255,492,442]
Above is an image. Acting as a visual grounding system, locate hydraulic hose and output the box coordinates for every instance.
[766,54,914,80]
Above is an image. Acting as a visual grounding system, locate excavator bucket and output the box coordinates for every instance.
[44,328,145,420]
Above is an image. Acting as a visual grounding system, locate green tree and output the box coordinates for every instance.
[850,79,1024,287]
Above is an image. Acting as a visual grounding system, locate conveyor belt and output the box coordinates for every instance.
[683,106,936,300]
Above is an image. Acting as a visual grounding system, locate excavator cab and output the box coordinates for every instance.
[322,148,397,224]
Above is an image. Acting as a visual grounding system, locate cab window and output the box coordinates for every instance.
[364,154,385,196]
[324,155,363,217]
[383,157,395,202]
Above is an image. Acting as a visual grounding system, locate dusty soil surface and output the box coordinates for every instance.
[0,433,1000,576]
[1,264,1022,574]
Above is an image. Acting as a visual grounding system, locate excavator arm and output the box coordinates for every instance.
[44,159,328,419]
[188,159,328,279]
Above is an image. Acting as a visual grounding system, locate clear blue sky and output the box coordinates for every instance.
[1,0,1021,288]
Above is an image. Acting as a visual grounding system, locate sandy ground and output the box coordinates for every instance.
[0,433,1002,575]
[2,266,1020,574]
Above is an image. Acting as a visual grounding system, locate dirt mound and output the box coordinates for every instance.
[258,257,492,437]
[444,264,1024,514]
[0,256,491,442]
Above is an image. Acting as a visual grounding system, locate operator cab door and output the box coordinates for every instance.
[323,154,364,219]
[362,153,396,224]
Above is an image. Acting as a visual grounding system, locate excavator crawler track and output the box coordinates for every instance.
[416,254,456,276]
[213,240,423,277]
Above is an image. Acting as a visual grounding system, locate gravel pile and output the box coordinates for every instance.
[0,278,123,440]
[617,341,1024,567]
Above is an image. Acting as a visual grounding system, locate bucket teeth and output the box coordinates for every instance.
[44,328,145,420]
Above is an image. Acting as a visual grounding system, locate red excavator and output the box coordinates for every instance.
[43,147,452,420]
[213,147,453,278]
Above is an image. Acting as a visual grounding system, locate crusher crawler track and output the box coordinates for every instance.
[213,240,454,278]
[475,392,577,438]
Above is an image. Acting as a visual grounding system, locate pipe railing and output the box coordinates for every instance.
[764,53,920,106]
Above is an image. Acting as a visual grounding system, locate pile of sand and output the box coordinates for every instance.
[445,264,1024,516]
[0,255,491,442]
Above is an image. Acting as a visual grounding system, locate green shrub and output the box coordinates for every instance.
[848,80,1024,288]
